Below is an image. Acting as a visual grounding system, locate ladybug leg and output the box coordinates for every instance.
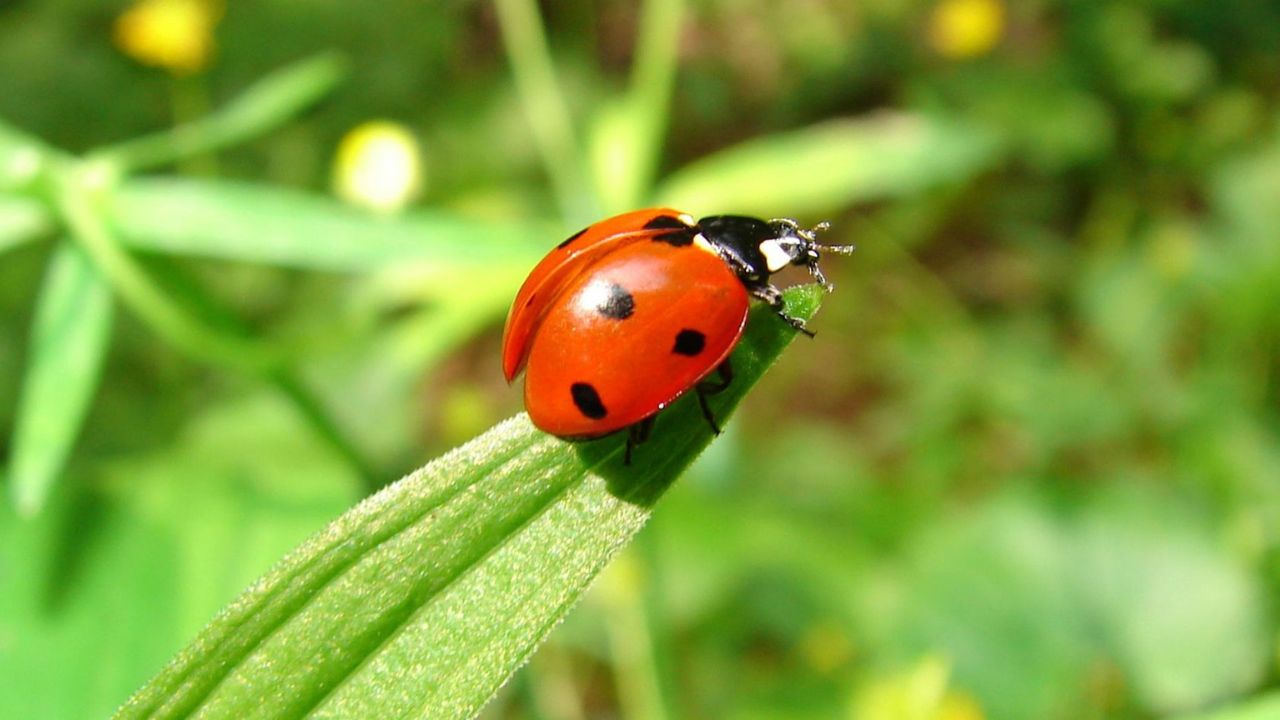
[695,361,733,435]
[700,360,733,393]
[751,284,815,338]
[625,417,656,466]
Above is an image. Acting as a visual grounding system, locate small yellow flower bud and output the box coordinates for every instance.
[114,0,221,75]
[927,0,1005,60]
[332,121,425,214]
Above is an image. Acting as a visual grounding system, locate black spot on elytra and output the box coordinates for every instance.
[556,227,588,249]
[595,282,635,320]
[642,214,696,246]
[570,383,608,419]
[652,229,695,246]
[643,214,688,230]
[672,329,706,356]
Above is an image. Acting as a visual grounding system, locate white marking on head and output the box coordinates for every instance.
[759,239,791,272]
[692,233,717,255]
[678,213,695,226]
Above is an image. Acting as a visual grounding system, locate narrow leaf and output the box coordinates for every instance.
[0,120,52,193]
[8,242,114,516]
[115,285,823,720]
[587,0,684,212]
[0,392,361,720]
[91,54,347,173]
[654,112,1002,218]
[0,196,53,254]
[109,178,549,271]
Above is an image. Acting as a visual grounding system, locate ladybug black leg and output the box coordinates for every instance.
[700,360,733,393]
[694,361,733,435]
[625,416,656,466]
[751,284,815,338]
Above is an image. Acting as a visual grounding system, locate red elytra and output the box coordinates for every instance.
[502,208,850,457]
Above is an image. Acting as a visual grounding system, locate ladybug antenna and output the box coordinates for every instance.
[805,221,857,254]
[769,218,855,292]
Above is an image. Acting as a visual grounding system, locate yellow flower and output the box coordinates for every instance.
[114,0,221,75]
[927,0,1005,60]
[332,121,425,214]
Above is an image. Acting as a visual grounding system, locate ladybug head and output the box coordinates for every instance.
[698,214,854,290]
[763,217,855,291]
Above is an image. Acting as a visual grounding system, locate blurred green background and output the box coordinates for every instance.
[3,0,1280,718]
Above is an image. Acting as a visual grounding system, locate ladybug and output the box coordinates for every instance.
[502,208,852,463]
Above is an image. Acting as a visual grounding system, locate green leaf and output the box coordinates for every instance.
[114,285,823,720]
[8,242,114,516]
[654,113,1002,219]
[109,177,549,271]
[0,392,360,720]
[0,196,52,254]
[0,120,51,193]
[90,53,347,173]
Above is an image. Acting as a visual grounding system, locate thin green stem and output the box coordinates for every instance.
[55,165,280,373]
[602,552,671,720]
[526,641,586,720]
[627,0,684,196]
[493,0,594,224]
[170,74,219,177]
[89,53,346,174]
[273,372,379,491]
[54,165,377,487]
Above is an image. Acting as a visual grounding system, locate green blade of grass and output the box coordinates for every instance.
[654,112,1002,218]
[109,177,549,271]
[0,196,53,254]
[114,285,822,720]
[493,0,594,224]
[89,54,347,174]
[8,241,114,516]
[587,0,684,213]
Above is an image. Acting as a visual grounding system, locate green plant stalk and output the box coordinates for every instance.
[526,642,586,720]
[55,167,280,374]
[493,0,594,224]
[626,0,683,198]
[272,372,379,491]
[55,167,376,487]
[89,53,347,174]
[169,74,218,177]
[588,0,685,213]
[602,553,670,720]
[113,286,823,720]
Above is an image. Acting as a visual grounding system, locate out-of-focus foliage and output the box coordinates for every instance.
[1,0,1279,718]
